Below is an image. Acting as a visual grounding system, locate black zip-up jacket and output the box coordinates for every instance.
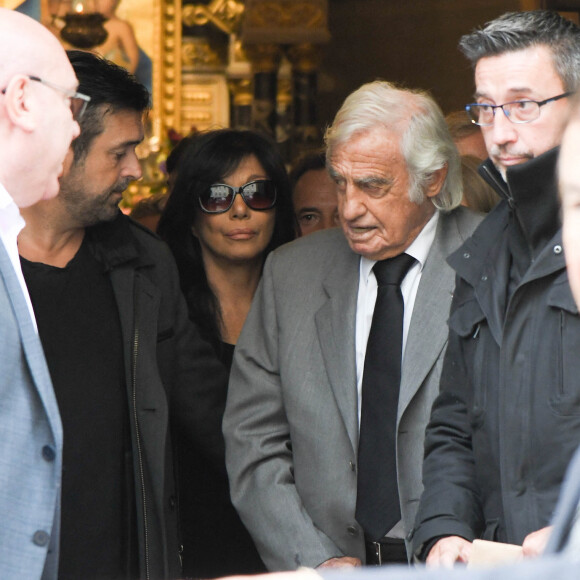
[411,147,580,556]
[86,213,228,579]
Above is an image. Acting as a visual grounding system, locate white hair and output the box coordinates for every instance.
[324,80,463,211]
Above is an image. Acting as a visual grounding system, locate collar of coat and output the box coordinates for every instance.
[479,147,560,256]
[85,211,156,272]
[448,146,565,288]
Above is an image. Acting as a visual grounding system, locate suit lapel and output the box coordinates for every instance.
[0,241,62,437]
[398,212,458,418]
[315,246,360,453]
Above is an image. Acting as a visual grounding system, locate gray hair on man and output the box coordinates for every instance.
[324,80,462,211]
[459,10,580,92]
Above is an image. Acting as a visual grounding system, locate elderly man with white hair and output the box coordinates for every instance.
[223,80,482,571]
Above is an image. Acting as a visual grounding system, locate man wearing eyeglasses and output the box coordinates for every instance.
[0,8,83,580]
[411,10,580,567]
[17,51,228,580]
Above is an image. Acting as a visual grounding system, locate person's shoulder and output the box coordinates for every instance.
[124,214,175,262]
[126,214,162,242]
[265,228,354,285]
[272,227,349,264]
[443,205,485,235]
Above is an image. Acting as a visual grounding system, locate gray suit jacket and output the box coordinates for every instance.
[0,239,63,579]
[315,448,580,580]
[223,208,482,571]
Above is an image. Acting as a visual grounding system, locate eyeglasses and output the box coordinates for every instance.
[465,92,572,126]
[1,75,91,121]
[199,179,277,214]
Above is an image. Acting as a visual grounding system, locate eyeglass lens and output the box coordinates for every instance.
[200,180,277,213]
[70,96,88,121]
[469,101,540,125]
[28,76,89,121]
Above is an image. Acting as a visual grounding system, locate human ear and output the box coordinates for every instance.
[3,75,36,132]
[424,163,448,199]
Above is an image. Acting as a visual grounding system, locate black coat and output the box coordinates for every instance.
[411,148,580,555]
[87,214,228,579]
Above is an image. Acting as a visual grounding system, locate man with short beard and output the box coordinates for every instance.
[17,50,228,580]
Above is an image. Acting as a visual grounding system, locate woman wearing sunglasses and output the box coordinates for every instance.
[157,128,295,578]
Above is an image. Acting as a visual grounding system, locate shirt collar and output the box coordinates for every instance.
[360,210,439,283]
[0,182,24,236]
[0,181,14,210]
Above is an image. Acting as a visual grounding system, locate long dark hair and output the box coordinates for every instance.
[158,129,295,348]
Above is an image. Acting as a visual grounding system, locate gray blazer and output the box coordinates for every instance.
[315,449,580,580]
[223,208,482,571]
[0,239,63,579]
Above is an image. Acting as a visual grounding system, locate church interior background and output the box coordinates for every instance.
[3,0,579,206]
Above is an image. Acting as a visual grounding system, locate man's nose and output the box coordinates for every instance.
[123,152,142,181]
[339,185,366,221]
[489,108,518,146]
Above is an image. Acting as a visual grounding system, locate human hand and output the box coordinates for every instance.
[522,526,552,558]
[426,536,472,568]
[316,557,362,569]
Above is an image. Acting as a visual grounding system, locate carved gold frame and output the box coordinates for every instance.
[157,0,182,141]
[157,0,245,140]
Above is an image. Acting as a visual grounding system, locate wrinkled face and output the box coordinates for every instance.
[293,168,339,237]
[560,117,580,308]
[58,108,143,226]
[192,154,276,265]
[475,45,570,179]
[328,128,437,260]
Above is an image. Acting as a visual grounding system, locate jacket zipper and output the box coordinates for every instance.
[480,163,535,261]
[132,325,150,580]
[479,163,513,207]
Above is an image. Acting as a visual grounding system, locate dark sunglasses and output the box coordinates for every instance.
[199,179,277,214]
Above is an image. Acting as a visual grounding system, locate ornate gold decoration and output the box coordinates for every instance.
[232,38,249,64]
[229,79,254,107]
[242,0,329,44]
[119,0,182,204]
[277,77,292,107]
[182,110,214,124]
[182,37,223,70]
[246,1,324,29]
[157,0,182,136]
[286,43,322,73]
[182,89,214,106]
[182,0,245,35]
[243,43,282,74]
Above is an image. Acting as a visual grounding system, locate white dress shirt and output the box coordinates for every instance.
[354,211,438,538]
[0,183,37,331]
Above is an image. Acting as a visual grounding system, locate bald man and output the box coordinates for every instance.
[0,8,82,579]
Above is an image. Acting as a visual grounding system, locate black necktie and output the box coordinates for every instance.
[355,252,416,541]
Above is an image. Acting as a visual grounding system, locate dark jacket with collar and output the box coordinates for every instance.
[85,213,228,580]
[411,147,580,556]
